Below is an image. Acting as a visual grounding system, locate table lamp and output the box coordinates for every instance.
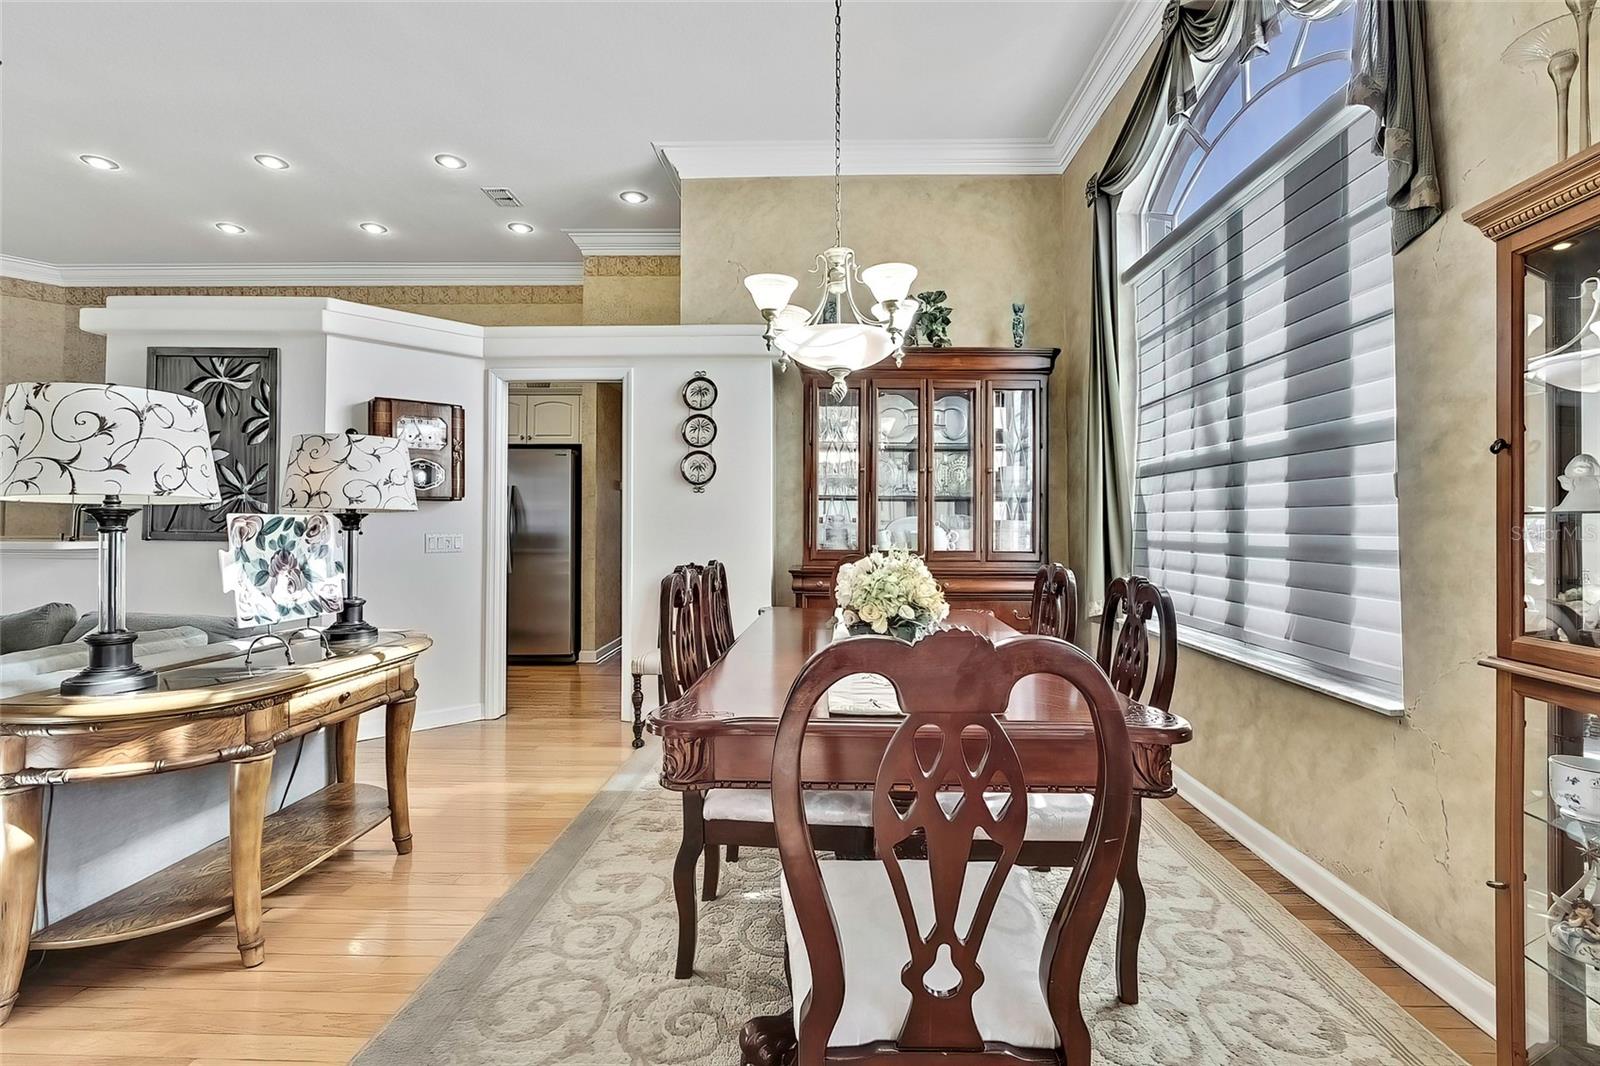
[0,382,219,694]
[281,429,416,647]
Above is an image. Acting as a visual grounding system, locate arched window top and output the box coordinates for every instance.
[1141,1,1356,247]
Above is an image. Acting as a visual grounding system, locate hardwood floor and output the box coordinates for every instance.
[6,658,1492,1064]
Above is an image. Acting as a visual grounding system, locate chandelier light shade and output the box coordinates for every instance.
[742,0,921,398]
[0,381,220,695]
[744,273,800,314]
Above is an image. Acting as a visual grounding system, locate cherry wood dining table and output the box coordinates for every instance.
[649,606,1193,994]
[651,606,1191,796]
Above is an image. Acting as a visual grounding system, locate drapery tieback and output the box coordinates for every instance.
[1161,0,1182,36]
[1085,173,1101,207]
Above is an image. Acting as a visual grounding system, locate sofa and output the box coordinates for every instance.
[0,602,263,698]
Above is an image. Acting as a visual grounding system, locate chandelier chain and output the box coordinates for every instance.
[834,0,843,249]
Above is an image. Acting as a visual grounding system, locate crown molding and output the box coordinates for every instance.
[563,229,681,256]
[1046,0,1164,170]
[0,256,67,286]
[0,257,584,287]
[654,2,1162,181]
[655,138,1063,179]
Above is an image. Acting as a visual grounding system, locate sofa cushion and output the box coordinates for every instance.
[780,860,1057,1049]
[0,626,210,697]
[0,602,79,654]
[67,611,260,645]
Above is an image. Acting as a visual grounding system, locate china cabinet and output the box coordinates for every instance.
[1470,144,1600,1064]
[790,347,1058,620]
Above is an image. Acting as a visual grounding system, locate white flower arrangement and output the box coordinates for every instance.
[834,549,950,641]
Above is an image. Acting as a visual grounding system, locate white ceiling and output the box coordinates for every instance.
[1,0,1150,274]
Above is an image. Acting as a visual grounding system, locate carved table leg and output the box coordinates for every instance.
[386,695,417,855]
[739,1011,796,1066]
[229,753,274,968]
[0,786,43,1025]
[1116,800,1146,1006]
[333,717,359,783]
[674,791,705,979]
[630,673,645,749]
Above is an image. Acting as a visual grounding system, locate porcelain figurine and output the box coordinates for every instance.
[1012,302,1026,348]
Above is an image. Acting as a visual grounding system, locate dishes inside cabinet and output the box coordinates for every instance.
[878,393,917,445]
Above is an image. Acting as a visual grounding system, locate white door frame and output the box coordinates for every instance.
[483,364,634,722]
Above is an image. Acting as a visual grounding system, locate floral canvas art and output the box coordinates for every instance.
[145,347,278,540]
[220,512,345,628]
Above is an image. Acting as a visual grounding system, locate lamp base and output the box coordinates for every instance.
[322,596,379,650]
[60,631,158,696]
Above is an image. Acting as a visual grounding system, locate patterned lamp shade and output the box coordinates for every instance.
[0,381,220,504]
[281,430,417,513]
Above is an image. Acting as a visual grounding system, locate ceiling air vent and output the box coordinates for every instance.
[481,187,522,208]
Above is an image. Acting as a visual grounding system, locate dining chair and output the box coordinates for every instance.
[739,626,1133,1066]
[993,574,1177,1006]
[1027,562,1078,641]
[659,563,874,980]
[705,560,737,661]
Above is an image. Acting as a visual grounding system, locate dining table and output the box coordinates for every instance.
[648,605,1194,995]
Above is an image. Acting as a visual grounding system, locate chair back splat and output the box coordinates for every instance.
[659,567,709,701]
[705,559,736,660]
[1028,563,1079,641]
[770,626,1134,1063]
[1095,576,1178,711]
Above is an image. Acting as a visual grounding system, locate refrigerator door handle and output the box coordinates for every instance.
[508,485,519,573]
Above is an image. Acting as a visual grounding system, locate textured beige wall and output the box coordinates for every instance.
[0,281,108,536]
[1056,0,1559,980]
[680,175,1068,601]
[583,256,681,325]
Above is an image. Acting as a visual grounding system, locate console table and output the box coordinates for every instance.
[0,630,431,1024]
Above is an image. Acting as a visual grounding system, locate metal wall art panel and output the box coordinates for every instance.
[144,346,279,541]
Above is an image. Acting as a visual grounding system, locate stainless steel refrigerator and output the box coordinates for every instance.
[507,446,579,661]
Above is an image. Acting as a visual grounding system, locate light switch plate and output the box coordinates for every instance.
[424,533,463,554]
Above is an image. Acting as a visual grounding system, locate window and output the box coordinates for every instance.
[1126,2,1403,713]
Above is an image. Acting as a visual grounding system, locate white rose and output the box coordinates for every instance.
[871,617,889,634]
[859,603,883,623]
[898,603,915,620]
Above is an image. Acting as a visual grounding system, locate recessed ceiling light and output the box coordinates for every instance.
[507,222,535,235]
[359,222,389,235]
[214,222,247,235]
[253,153,290,171]
[1554,241,1576,251]
[79,154,120,171]
[619,190,649,204]
[434,154,468,170]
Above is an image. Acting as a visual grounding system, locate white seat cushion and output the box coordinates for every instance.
[703,788,874,828]
[935,792,1093,842]
[781,860,1057,1049]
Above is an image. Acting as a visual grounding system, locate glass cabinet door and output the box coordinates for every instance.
[988,383,1042,558]
[1521,234,1600,654]
[873,385,923,552]
[1520,695,1600,1061]
[930,384,979,558]
[813,385,862,555]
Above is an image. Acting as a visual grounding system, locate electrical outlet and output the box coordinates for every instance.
[424,533,463,554]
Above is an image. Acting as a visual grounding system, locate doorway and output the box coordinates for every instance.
[504,381,624,670]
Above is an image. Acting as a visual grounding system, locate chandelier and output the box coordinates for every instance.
[742,0,920,400]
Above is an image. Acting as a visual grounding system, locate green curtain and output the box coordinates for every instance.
[1081,0,1440,607]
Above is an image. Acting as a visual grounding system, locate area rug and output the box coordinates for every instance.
[354,748,1466,1066]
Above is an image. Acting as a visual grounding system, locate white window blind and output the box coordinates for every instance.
[1129,104,1402,712]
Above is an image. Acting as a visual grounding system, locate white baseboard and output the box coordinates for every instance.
[1173,767,1496,1038]
[356,702,484,742]
[579,637,622,665]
